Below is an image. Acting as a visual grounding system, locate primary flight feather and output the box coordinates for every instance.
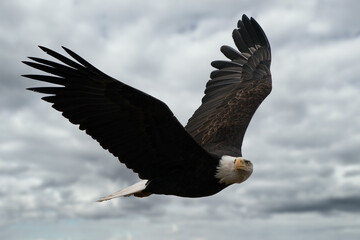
[23,14,271,201]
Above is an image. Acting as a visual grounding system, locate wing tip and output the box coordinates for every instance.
[239,14,250,27]
[237,14,270,50]
[38,45,49,52]
[61,46,71,54]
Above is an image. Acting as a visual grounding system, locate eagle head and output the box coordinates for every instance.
[215,156,253,185]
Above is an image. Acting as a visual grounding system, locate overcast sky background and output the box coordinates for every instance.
[1,0,360,239]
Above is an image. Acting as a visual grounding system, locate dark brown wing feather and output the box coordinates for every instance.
[185,15,272,157]
[23,46,218,180]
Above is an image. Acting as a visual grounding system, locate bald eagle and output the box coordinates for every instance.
[23,14,271,201]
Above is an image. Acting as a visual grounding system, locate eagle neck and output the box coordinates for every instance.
[215,155,239,185]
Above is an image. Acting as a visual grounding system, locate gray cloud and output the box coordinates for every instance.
[1,0,360,240]
[270,195,360,214]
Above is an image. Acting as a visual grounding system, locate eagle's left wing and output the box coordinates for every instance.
[23,46,218,180]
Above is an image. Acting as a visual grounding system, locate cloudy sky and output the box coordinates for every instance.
[1,0,360,239]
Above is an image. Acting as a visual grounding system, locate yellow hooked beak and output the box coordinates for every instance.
[234,158,250,171]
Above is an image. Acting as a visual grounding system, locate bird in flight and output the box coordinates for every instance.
[23,14,271,201]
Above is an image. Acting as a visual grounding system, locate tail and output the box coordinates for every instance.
[96,180,150,202]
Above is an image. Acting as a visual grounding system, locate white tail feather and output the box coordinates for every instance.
[96,180,148,202]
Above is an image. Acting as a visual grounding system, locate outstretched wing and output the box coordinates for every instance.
[185,15,272,157]
[23,46,217,180]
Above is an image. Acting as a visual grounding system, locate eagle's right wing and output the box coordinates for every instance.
[185,15,272,157]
